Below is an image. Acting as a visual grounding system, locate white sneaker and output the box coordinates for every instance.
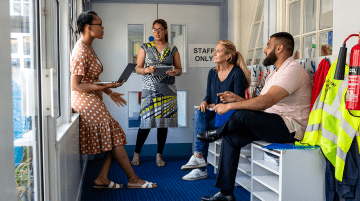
[182,169,208,181]
[181,155,207,171]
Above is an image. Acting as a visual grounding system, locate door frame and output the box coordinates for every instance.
[89,0,228,40]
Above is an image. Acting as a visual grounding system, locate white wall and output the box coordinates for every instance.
[91,3,220,148]
[333,0,360,55]
[238,1,257,56]
[0,0,16,200]
[228,0,234,42]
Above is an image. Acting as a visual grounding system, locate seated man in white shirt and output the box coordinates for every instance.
[198,32,312,201]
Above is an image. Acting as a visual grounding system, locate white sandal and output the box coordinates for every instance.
[127,180,157,189]
[93,181,123,189]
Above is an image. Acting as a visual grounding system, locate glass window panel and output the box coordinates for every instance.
[249,23,259,49]
[246,50,254,66]
[170,24,187,73]
[293,37,301,59]
[128,24,144,66]
[13,3,21,16]
[303,0,316,33]
[177,91,187,127]
[12,58,20,68]
[303,34,316,58]
[24,58,31,68]
[254,49,264,65]
[23,3,29,16]
[289,1,301,36]
[257,26,263,47]
[23,36,30,55]
[11,0,39,200]
[11,38,18,54]
[320,0,333,30]
[320,31,333,56]
[128,91,142,128]
[255,0,264,22]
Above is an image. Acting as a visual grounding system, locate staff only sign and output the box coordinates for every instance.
[188,44,216,67]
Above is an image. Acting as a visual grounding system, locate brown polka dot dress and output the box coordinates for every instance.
[70,40,127,154]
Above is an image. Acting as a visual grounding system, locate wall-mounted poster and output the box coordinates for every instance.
[188,44,216,67]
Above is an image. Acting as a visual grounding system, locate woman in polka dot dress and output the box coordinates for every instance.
[71,11,157,189]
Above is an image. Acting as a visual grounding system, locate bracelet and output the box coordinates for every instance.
[175,69,178,76]
[143,68,147,75]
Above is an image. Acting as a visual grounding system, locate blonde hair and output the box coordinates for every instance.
[217,40,251,89]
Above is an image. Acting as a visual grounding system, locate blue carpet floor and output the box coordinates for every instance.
[81,155,250,201]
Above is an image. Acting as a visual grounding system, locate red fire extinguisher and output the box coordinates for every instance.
[334,32,360,110]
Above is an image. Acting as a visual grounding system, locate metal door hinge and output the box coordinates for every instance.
[42,7,47,16]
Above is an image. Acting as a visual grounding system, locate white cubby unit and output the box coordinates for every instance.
[208,140,326,201]
[207,139,222,174]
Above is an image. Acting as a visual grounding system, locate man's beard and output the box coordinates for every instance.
[263,49,277,66]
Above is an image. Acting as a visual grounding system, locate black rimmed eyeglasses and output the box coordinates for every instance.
[152,28,165,32]
[90,22,102,26]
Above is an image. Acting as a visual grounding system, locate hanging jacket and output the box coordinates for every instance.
[299,59,360,182]
[310,58,330,110]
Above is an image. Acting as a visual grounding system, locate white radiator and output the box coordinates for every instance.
[56,114,83,201]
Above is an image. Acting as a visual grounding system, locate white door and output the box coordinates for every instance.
[92,3,220,151]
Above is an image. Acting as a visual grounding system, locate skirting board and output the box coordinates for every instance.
[91,143,192,159]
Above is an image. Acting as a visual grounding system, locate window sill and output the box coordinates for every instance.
[56,113,79,142]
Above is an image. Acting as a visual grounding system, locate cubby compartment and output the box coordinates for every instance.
[252,179,279,201]
[207,151,215,167]
[241,144,252,159]
[252,163,279,193]
[238,156,251,176]
[215,142,221,155]
[208,142,215,154]
[236,169,251,191]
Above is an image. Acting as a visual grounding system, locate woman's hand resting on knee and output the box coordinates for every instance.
[196,101,209,113]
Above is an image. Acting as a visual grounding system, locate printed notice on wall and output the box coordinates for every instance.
[188,44,216,67]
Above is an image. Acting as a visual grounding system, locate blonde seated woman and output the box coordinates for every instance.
[180,40,250,181]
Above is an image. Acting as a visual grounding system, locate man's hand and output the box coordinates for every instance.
[196,101,208,113]
[109,92,127,107]
[218,91,237,103]
[214,103,231,115]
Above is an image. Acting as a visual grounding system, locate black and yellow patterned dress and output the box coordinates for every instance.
[140,42,178,129]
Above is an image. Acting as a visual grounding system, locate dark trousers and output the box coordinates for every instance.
[326,139,360,201]
[215,110,296,193]
[134,128,168,154]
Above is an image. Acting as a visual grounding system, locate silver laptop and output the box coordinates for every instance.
[94,63,137,84]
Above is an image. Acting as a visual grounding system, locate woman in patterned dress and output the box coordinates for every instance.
[131,19,182,167]
[71,11,156,189]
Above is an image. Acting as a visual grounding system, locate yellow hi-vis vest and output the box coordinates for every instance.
[298,59,360,182]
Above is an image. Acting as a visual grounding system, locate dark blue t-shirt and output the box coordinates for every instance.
[203,65,247,104]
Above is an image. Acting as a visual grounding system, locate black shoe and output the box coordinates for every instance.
[197,129,219,143]
[201,191,235,201]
